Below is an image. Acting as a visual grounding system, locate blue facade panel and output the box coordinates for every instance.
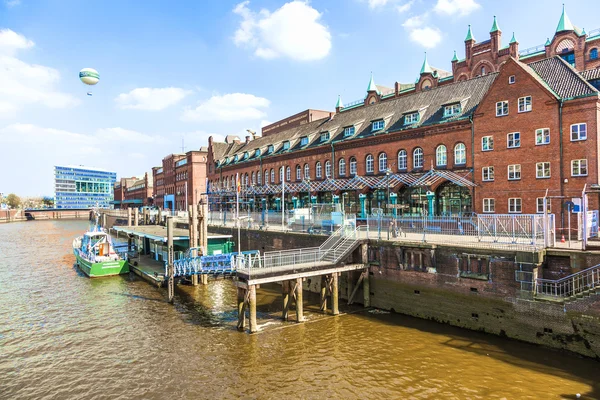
[54,165,117,209]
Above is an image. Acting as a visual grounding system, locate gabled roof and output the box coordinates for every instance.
[581,68,600,81]
[211,74,498,167]
[527,56,598,99]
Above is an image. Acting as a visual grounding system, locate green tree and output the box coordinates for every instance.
[6,193,21,208]
[42,196,54,208]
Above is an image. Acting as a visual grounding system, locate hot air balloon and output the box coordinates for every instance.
[79,68,99,95]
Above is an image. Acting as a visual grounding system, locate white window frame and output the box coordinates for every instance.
[372,120,385,132]
[270,169,275,183]
[444,103,461,117]
[436,145,447,166]
[300,137,309,146]
[508,164,521,180]
[343,126,355,137]
[536,198,550,214]
[296,165,301,180]
[264,170,268,184]
[413,148,424,169]
[509,75,516,84]
[508,198,522,214]
[280,167,284,182]
[482,136,493,151]
[325,161,332,178]
[320,132,329,142]
[350,157,357,176]
[398,150,407,170]
[304,164,310,179]
[507,132,520,148]
[339,158,346,176]
[536,128,550,145]
[257,172,262,185]
[286,167,291,181]
[571,159,588,177]
[379,153,388,172]
[496,101,509,117]
[366,155,374,174]
[483,198,495,213]
[536,162,551,179]
[404,112,419,124]
[571,123,587,141]
[282,141,290,150]
[454,143,466,165]
[482,166,494,182]
[315,162,322,179]
[518,96,532,113]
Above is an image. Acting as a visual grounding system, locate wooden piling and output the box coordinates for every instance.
[134,208,139,226]
[332,273,339,315]
[237,287,247,331]
[296,278,304,322]
[282,281,290,321]
[320,275,327,313]
[167,217,174,303]
[363,268,370,308]
[127,208,132,227]
[249,285,257,333]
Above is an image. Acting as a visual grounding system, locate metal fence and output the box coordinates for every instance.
[535,264,600,299]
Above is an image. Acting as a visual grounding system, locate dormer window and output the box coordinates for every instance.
[242,152,249,160]
[320,132,330,142]
[443,103,461,117]
[372,120,385,132]
[233,154,239,162]
[267,145,274,154]
[343,126,355,137]
[282,141,290,150]
[254,148,261,157]
[224,157,229,164]
[300,137,309,146]
[404,112,419,125]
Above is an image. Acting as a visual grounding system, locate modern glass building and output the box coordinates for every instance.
[54,165,117,209]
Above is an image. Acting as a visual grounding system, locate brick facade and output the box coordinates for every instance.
[112,173,153,209]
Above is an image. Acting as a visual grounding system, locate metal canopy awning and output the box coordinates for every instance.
[208,170,475,196]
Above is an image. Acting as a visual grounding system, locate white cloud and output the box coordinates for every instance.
[233,1,331,61]
[4,0,21,7]
[396,1,413,13]
[434,0,480,16]
[115,87,192,111]
[0,30,79,118]
[182,93,270,122]
[0,29,33,56]
[402,14,425,29]
[409,27,443,48]
[368,0,390,8]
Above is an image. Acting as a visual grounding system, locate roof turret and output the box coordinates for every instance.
[556,4,574,33]
[420,52,433,74]
[490,16,500,33]
[465,25,475,42]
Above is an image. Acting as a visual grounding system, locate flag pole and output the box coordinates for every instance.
[282,171,285,231]
[236,173,241,258]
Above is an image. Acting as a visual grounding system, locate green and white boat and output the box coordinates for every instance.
[73,228,129,278]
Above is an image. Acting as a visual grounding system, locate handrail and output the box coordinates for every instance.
[537,263,600,284]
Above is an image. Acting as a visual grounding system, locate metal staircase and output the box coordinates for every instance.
[535,264,600,302]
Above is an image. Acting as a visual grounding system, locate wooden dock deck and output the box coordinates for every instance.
[129,255,166,287]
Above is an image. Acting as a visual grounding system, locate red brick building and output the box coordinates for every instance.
[152,148,208,211]
[205,7,600,231]
[112,173,153,209]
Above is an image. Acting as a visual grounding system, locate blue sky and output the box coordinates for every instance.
[0,0,598,196]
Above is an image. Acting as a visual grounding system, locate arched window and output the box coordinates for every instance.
[296,165,301,180]
[225,177,229,189]
[264,170,269,184]
[398,150,407,170]
[366,154,374,173]
[325,161,332,178]
[257,171,262,185]
[279,167,284,182]
[286,166,291,181]
[245,173,249,186]
[454,143,466,165]
[481,65,486,76]
[270,168,275,183]
[591,48,598,60]
[378,152,388,172]
[304,163,310,179]
[231,175,235,189]
[436,145,447,166]
[316,162,322,178]
[350,157,357,175]
[339,158,346,176]
[252,172,256,185]
[413,148,424,168]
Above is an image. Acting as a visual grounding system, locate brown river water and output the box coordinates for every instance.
[0,220,599,400]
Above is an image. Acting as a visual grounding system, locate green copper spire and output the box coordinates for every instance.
[336,94,343,109]
[509,32,517,44]
[420,52,433,74]
[465,24,474,42]
[545,37,551,46]
[490,16,500,33]
[367,72,378,93]
[556,4,574,32]
[581,27,586,36]
[451,50,458,62]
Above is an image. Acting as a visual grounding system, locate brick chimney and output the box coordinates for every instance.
[245,136,251,144]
